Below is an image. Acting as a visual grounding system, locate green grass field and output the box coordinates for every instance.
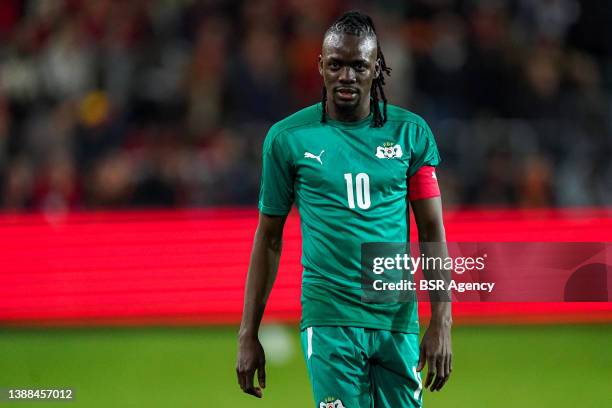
[0,324,611,407]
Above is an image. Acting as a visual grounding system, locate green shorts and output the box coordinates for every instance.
[300,326,423,408]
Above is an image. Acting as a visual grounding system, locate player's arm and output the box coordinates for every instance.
[236,212,287,398]
[409,167,453,392]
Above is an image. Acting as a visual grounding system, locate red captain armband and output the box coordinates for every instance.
[408,166,440,201]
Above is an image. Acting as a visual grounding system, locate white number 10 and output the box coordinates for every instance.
[344,173,371,209]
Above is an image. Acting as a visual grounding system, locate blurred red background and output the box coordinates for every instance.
[2,207,611,326]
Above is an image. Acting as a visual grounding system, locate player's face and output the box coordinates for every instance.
[319,33,380,116]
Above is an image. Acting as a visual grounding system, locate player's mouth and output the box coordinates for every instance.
[335,87,358,101]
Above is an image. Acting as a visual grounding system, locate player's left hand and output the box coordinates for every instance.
[417,321,452,391]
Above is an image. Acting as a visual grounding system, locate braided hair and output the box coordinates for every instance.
[321,11,392,127]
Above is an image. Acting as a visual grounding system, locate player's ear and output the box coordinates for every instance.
[374,58,381,79]
[318,55,324,76]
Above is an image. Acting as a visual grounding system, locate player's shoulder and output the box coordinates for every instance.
[385,104,430,130]
[267,104,322,138]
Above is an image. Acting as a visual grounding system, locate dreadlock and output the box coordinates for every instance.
[321,11,392,127]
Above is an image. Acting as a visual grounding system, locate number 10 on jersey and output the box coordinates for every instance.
[344,173,371,209]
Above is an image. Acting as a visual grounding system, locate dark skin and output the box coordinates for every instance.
[411,197,453,392]
[236,212,285,398]
[319,32,380,122]
[236,32,452,398]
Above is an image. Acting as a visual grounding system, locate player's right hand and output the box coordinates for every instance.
[236,335,266,398]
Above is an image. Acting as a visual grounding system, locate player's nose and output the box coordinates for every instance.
[338,66,356,83]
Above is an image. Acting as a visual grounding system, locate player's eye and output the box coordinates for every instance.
[329,61,340,70]
[354,62,367,71]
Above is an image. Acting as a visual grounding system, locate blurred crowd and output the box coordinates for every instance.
[0,0,610,212]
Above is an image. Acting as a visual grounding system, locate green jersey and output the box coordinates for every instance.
[258,103,440,333]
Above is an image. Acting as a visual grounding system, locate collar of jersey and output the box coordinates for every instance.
[325,111,373,129]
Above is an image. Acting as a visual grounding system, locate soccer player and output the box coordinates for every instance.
[237,11,452,407]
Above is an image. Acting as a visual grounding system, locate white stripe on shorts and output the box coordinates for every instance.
[412,366,423,401]
[307,327,313,359]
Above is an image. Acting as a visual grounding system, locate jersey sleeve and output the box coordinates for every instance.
[258,128,294,216]
[407,121,441,177]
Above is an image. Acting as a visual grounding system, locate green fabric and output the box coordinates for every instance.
[300,326,423,408]
[259,103,440,333]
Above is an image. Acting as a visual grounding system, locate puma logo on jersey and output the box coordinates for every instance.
[376,142,402,159]
[305,150,325,165]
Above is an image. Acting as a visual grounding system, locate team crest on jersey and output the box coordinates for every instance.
[376,141,403,159]
[319,397,345,408]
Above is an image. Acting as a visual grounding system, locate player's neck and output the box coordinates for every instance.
[327,100,371,123]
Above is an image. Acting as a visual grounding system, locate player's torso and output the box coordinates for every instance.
[271,106,426,332]
[288,122,412,216]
